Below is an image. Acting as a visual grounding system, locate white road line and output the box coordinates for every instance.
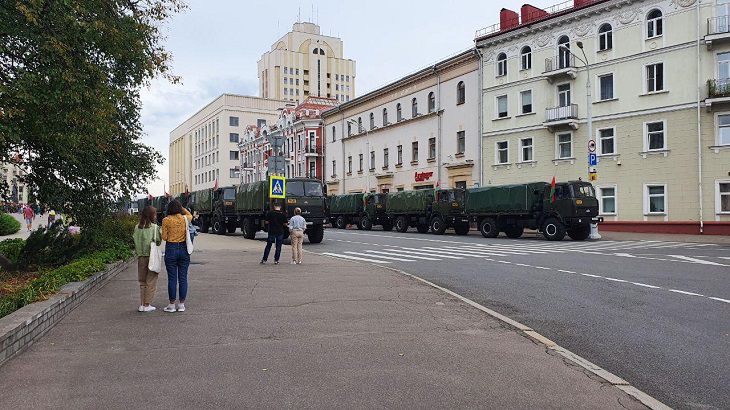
[417,247,500,258]
[558,269,576,274]
[604,277,628,283]
[343,252,415,262]
[496,260,513,264]
[514,263,532,267]
[708,296,730,303]
[533,266,551,270]
[321,253,391,264]
[382,247,464,259]
[614,253,636,258]
[426,246,515,256]
[719,257,730,260]
[458,245,551,254]
[362,250,441,261]
[669,255,725,266]
[669,289,704,297]
[581,273,604,278]
[631,282,662,289]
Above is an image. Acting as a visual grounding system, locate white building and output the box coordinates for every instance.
[258,22,356,104]
[1,162,28,204]
[323,50,479,195]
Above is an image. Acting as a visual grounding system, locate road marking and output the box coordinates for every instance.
[343,251,415,262]
[614,253,636,258]
[533,266,551,270]
[558,269,576,274]
[708,296,730,303]
[496,260,513,264]
[720,257,730,261]
[418,247,497,258]
[382,247,464,259]
[321,253,391,264]
[580,273,604,278]
[631,282,662,289]
[604,277,628,283]
[362,250,441,261]
[514,263,532,267]
[669,255,724,266]
[669,289,704,297]
[427,246,516,257]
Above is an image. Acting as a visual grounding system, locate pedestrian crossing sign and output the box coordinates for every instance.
[269,175,286,199]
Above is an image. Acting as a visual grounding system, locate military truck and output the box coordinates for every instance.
[328,193,392,231]
[189,186,237,234]
[385,189,435,233]
[464,181,600,241]
[429,188,470,235]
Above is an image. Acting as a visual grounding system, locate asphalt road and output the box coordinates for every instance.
[304,227,730,410]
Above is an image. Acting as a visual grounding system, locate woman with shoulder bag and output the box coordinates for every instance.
[161,199,193,313]
[132,206,162,313]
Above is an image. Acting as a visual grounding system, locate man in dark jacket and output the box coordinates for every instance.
[261,203,288,265]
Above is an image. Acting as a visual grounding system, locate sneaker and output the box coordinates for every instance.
[163,304,177,313]
[291,261,297,265]
[177,303,186,312]
[297,261,302,264]
[138,305,144,312]
[260,260,266,265]
[142,305,157,313]
[274,261,279,265]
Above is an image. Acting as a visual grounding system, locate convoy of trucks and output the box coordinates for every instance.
[327,193,392,231]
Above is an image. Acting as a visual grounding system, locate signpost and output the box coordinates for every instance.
[269,175,286,199]
[267,155,287,174]
[588,153,597,167]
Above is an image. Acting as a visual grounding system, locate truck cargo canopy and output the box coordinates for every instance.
[387,190,434,213]
[329,193,365,214]
[465,183,548,214]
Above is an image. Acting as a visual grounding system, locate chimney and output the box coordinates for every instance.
[500,8,520,31]
[521,4,550,24]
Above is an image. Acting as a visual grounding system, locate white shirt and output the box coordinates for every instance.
[289,215,307,230]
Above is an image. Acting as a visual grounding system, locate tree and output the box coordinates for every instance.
[0,0,186,228]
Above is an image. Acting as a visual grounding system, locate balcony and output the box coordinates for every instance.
[304,146,322,156]
[544,104,579,131]
[544,54,577,83]
[705,16,730,49]
[706,79,730,111]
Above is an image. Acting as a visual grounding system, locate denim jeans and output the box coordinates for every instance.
[262,233,285,262]
[165,242,190,302]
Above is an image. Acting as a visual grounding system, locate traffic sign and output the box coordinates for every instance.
[266,134,285,149]
[588,153,598,167]
[589,172,597,182]
[588,139,596,153]
[266,155,286,174]
[269,175,286,199]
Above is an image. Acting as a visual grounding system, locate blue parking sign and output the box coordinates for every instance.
[269,175,286,199]
[588,153,598,167]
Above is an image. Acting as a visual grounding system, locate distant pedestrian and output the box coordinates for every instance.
[132,206,162,313]
[289,207,306,265]
[161,199,193,313]
[22,205,35,232]
[47,209,57,226]
[261,203,288,265]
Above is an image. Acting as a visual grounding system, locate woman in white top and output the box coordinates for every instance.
[289,207,307,264]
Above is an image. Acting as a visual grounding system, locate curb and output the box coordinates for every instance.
[0,259,132,367]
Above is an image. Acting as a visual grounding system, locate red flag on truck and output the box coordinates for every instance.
[213,178,218,191]
[550,176,557,203]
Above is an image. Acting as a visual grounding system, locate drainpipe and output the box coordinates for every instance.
[697,0,705,233]
[475,47,484,188]
[435,65,442,187]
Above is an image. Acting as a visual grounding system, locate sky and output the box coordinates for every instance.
[139,0,558,196]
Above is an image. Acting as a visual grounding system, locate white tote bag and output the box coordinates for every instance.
[147,227,163,273]
[181,215,194,255]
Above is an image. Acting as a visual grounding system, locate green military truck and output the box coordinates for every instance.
[189,186,237,234]
[328,193,392,231]
[465,181,600,241]
[429,188,470,235]
[386,189,435,233]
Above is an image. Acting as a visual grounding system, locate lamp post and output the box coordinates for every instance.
[560,42,601,240]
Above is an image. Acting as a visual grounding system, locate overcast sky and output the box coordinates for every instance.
[139,0,558,195]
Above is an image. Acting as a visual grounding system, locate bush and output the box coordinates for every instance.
[17,221,84,269]
[0,213,21,236]
[0,239,25,265]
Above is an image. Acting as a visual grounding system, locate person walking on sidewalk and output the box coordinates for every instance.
[289,207,306,265]
[161,199,193,313]
[22,205,35,232]
[132,206,162,313]
[261,203,288,265]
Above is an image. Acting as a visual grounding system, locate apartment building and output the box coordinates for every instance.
[258,22,356,104]
[168,94,286,195]
[475,0,730,234]
[1,162,28,204]
[323,50,479,196]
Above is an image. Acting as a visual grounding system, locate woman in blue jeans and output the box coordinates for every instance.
[161,199,193,313]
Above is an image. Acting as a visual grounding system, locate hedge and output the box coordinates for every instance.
[0,213,21,236]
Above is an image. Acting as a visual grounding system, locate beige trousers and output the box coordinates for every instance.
[137,256,159,305]
[291,230,304,263]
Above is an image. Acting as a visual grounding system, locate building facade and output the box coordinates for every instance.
[475,0,730,234]
[1,163,28,204]
[258,22,356,104]
[322,50,480,196]
[168,94,286,195]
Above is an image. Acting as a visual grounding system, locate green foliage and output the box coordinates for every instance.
[17,221,84,269]
[0,239,25,264]
[0,0,187,229]
[0,213,21,236]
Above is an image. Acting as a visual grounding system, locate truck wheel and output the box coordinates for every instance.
[430,217,446,235]
[382,222,393,231]
[200,217,210,233]
[335,216,346,229]
[416,223,430,234]
[212,215,226,235]
[504,226,524,239]
[454,223,470,236]
[361,216,373,231]
[395,216,409,233]
[542,218,566,241]
[242,218,256,239]
[568,225,591,241]
[307,225,324,244]
[479,218,499,238]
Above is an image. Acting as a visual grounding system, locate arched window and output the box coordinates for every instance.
[558,36,571,69]
[331,126,336,142]
[496,52,507,77]
[411,98,418,118]
[428,92,436,113]
[357,117,362,132]
[347,122,352,136]
[598,24,613,51]
[521,46,532,70]
[383,108,389,125]
[647,9,663,38]
[396,103,402,122]
[369,112,375,129]
[457,81,465,105]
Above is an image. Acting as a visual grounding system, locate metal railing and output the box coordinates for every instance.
[708,16,730,35]
[545,54,576,72]
[305,146,322,155]
[708,79,730,98]
[545,104,578,122]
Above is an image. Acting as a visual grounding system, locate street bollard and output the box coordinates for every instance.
[589,223,601,240]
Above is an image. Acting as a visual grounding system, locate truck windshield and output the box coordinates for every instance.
[451,190,465,203]
[223,188,235,200]
[571,184,596,198]
[288,181,324,197]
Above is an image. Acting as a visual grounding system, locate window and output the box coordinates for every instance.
[397,145,403,165]
[284,77,288,85]
[557,133,573,159]
[647,9,663,38]
[310,161,316,178]
[558,36,571,69]
[369,151,375,170]
[347,123,352,136]
[599,74,614,100]
[598,187,617,214]
[332,160,336,177]
[456,131,465,154]
[520,138,533,162]
[357,117,362,132]
[229,133,239,143]
[358,154,363,172]
[718,114,730,145]
[411,141,419,162]
[257,119,266,128]
[428,137,436,160]
[598,24,613,51]
[646,185,666,214]
[496,141,509,164]
[284,67,288,74]
[229,151,239,160]
[369,112,375,129]
[383,108,388,125]
[558,83,571,106]
[411,98,418,118]
[396,103,402,121]
[717,182,730,213]
[496,95,508,118]
[428,92,436,113]
[646,63,664,93]
[521,46,532,70]
[598,128,615,155]
[229,116,239,127]
[348,156,352,173]
[229,168,240,178]
[383,148,389,168]
[457,81,465,105]
[331,126,336,142]
[520,90,532,114]
[646,121,666,150]
[496,53,507,77]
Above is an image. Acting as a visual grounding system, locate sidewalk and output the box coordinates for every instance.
[0,234,649,409]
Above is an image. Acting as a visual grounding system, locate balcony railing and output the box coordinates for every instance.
[545,54,576,72]
[545,104,578,122]
[708,16,730,35]
[708,79,730,98]
[305,146,322,155]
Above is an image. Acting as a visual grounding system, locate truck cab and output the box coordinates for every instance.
[284,178,326,243]
[361,193,392,231]
[430,188,470,235]
[209,186,238,235]
[542,181,600,240]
